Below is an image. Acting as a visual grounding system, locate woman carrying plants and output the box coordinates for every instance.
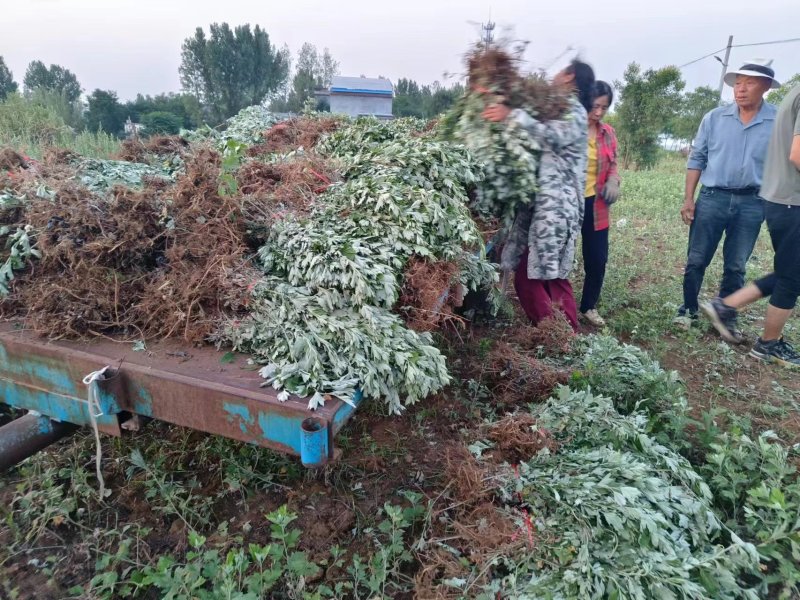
[579,80,620,327]
[485,59,595,331]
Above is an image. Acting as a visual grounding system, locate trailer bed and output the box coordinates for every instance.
[0,322,361,464]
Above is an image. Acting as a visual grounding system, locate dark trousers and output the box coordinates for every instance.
[514,247,579,331]
[580,196,609,313]
[682,187,764,313]
[752,202,800,310]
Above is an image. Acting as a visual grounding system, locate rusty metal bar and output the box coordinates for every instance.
[0,323,363,463]
[0,413,77,471]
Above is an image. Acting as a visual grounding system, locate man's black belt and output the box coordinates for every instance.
[707,186,760,196]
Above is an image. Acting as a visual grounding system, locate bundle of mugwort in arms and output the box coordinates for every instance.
[439,43,571,227]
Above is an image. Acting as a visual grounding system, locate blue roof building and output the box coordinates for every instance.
[327,76,393,119]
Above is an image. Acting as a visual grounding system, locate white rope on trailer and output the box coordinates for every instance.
[82,366,110,498]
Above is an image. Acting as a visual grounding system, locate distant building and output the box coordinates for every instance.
[326,76,393,119]
[124,117,145,137]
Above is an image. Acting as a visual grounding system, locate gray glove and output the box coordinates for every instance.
[602,175,621,205]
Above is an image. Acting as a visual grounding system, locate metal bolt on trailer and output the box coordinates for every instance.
[0,323,362,471]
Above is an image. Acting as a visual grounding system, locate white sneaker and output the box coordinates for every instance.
[581,309,606,327]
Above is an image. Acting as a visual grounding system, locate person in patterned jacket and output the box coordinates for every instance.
[484,59,595,331]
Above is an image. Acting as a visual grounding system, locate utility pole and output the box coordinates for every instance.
[716,35,734,101]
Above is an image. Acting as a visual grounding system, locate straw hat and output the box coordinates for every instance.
[723,58,780,89]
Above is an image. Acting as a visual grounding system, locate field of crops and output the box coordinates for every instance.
[1,107,799,600]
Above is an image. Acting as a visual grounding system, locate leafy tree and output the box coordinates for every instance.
[0,92,67,144]
[23,60,82,102]
[320,49,339,90]
[179,23,290,120]
[604,111,620,131]
[614,63,685,169]
[767,73,800,106]
[0,56,18,100]
[124,93,204,129]
[85,89,125,136]
[672,86,719,146]
[141,111,183,135]
[394,78,426,118]
[272,43,339,113]
[27,87,84,130]
[427,82,464,116]
[393,78,463,118]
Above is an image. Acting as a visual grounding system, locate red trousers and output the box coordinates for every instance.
[514,248,579,331]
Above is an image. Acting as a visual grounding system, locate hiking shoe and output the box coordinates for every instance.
[750,338,800,368]
[581,309,606,327]
[701,297,744,344]
[672,307,698,330]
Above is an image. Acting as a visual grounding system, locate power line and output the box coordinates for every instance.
[678,36,800,70]
[678,48,726,69]
[732,36,800,49]
[540,46,574,71]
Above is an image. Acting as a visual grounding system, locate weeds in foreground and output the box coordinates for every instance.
[126,449,215,531]
[703,431,800,598]
[73,497,427,600]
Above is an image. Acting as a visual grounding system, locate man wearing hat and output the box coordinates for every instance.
[675,59,780,339]
[702,83,800,365]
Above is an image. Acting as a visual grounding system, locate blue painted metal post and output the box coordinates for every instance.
[300,417,329,467]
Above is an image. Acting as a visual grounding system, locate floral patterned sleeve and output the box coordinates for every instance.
[509,102,586,149]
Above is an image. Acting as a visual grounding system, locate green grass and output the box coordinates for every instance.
[0,92,120,159]
[574,157,800,441]
[1,127,121,160]
[584,161,793,344]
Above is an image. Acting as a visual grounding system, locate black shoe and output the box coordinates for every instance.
[750,337,800,368]
[701,298,744,344]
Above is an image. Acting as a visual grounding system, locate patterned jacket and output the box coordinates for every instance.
[502,97,589,280]
[590,122,620,231]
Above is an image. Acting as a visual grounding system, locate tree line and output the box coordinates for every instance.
[1,23,799,160]
[394,78,465,119]
[0,22,463,139]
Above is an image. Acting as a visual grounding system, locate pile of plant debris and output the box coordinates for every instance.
[117,134,189,163]
[247,116,342,156]
[182,104,280,148]
[3,90,597,414]
[0,108,336,340]
[0,147,247,341]
[0,149,29,171]
[237,153,340,236]
[421,386,762,599]
[225,118,498,412]
[416,334,800,599]
[1,108,501,413]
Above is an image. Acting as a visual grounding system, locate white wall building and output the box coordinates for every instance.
[327,76,393,118]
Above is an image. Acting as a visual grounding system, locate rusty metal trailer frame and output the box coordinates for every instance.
[0,323,362,467]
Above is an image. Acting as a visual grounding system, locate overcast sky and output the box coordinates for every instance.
[1,0,798,103]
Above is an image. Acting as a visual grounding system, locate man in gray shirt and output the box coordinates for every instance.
[675,59,779,337]
[703,84,800,366]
